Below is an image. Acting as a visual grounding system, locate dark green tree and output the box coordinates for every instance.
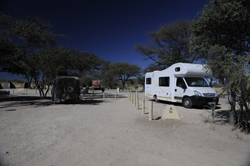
[0,14,61,88]
[112,62,141,89]
[135,18,197,69]
[136,76,145,90]
[190,0,250,130]
[98,61,116,89]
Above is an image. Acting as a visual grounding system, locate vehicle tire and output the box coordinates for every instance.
[64,83,74,94]
[182,97,193,108]
[154,95,158,102]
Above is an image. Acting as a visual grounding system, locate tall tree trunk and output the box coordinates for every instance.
[229,89,237,126]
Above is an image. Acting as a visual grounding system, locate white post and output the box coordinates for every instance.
[132,93,134,104]
[149,101,153,121]
[137,92,139,109]
[134,93,136,106]
[142,98,145,114]
[130,91,132,102]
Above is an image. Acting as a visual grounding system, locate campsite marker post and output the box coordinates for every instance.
[142,98,145,114]
[149,101,153,121]
[134,93,136,106]
[137,92,139,109]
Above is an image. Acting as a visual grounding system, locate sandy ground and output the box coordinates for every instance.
[0,89,250,166]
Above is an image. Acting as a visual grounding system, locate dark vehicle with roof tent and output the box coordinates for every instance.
[51,70,80,104]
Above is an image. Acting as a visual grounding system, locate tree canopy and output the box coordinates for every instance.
[0,14,103,98]
[190,0,250,130]
[135,18,197,71]
[112,62,141,89]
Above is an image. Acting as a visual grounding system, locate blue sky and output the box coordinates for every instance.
[0,0,208,81]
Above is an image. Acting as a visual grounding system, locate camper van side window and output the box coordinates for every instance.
[159,77,169,87]
[146,78,151,84]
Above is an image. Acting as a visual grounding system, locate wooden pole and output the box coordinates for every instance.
[137,92,139,109]
[132,93,134,104]
[142,98,145,114]
[149,101,153,121]
[103,91,105,99]
[134,93,136,106]
[130,91,132,102]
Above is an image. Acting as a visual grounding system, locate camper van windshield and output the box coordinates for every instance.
[184,77,209,87]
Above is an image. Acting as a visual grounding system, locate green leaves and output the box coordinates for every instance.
[190,0,250,128]
[112,62,141,88]
[135,18,196,68]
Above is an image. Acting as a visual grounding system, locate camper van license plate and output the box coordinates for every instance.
[208,102,215,105]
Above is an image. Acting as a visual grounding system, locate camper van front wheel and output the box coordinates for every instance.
[183,97,193,108]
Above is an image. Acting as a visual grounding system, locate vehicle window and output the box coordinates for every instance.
[184,77,209,87]
[159,77,169,87]
[146,78,151,84]
[175,67,180,72]
[176,78,185,88]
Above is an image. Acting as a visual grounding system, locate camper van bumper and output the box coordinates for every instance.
[190,96,219,106]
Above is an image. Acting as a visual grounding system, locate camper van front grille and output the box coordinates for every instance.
[203,93,215,97]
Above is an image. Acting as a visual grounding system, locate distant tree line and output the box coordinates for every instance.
[135,0,250,132]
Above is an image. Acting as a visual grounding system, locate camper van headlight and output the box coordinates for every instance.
[194,90,202,96]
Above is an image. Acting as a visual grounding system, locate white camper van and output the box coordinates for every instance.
[145,63,218,108]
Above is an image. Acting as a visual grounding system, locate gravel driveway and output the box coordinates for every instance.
[0,89,250,166]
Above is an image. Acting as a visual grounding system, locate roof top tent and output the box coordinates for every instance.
[3,81,16,89]
[145,63,218,108]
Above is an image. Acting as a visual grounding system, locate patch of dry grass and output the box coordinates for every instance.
[213,87,226,94]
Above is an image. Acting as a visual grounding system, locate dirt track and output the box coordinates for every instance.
[0,90,250,166]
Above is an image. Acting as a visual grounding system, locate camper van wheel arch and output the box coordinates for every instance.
[154,95,158,102]
[182,97,193,108]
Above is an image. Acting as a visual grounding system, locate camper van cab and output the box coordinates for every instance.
[145,63,218,108]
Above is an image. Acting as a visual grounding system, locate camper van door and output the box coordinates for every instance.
[174,77,187,102]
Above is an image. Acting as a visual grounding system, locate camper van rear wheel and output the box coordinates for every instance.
[154,95,158,102]
[183,97,193,108]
